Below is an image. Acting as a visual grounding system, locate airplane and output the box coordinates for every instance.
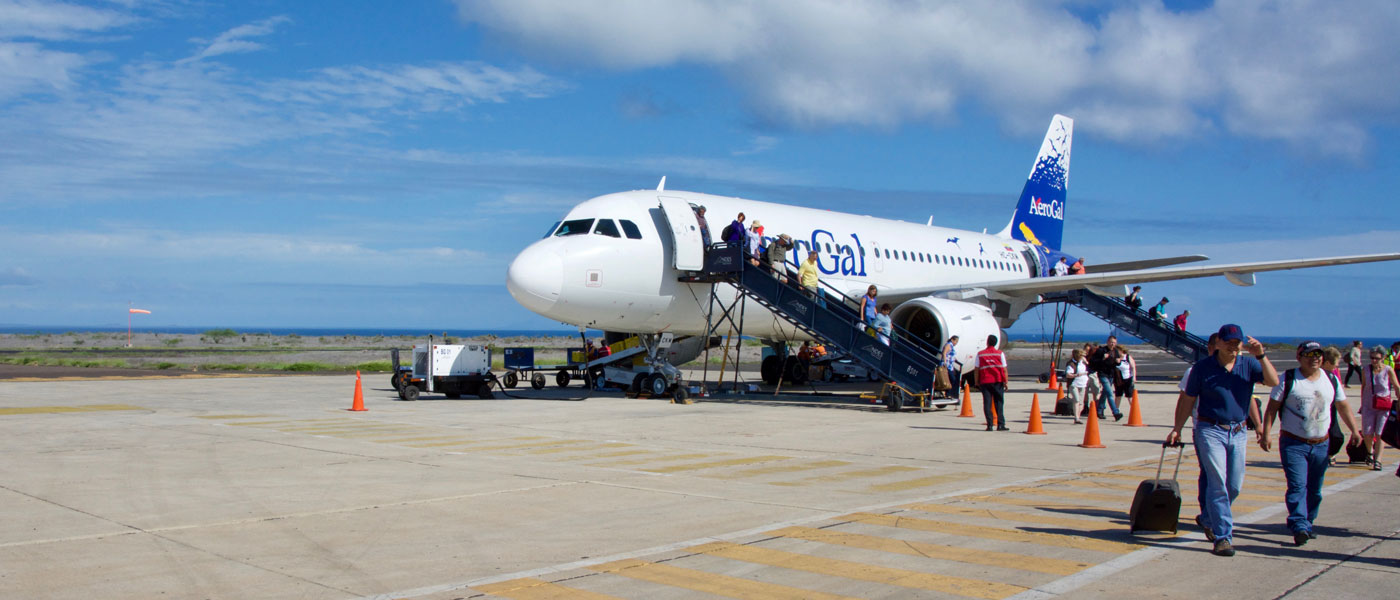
[506,115,1400,395]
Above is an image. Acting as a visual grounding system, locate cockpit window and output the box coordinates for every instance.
[619,219,642,239]
[554,219,595,237]
[543,221,560,239]
[593,219,621,238]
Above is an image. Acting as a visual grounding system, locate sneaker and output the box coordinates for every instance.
[1114,413,1123,422]
[986,426,994,431]
[1293,531,1309,547]
[1074,419,1082,425]
[1307,531,1317,540]
[997,426,1010,431]
[1196,515,1215,542]
[1212,539,1235,557]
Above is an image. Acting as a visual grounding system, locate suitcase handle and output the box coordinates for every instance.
[1155,441,1187,482]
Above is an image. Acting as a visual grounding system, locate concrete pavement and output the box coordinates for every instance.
[1,373,1396,599]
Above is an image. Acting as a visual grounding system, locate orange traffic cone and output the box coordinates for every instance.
[349,370,367,412]
[1079,401,1105,448]
[1125,388,1145,427]
[1025,393,1047,434]
[958,383,975,418]
[1056,382,1066,402]
[1046,364,1059,390]
[988,396,999,427]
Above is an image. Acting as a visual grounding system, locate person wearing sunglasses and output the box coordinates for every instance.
[1259,341,1362,546]
[1360,347,1400,471]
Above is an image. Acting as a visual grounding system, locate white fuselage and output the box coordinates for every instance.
[507,189,1039,340]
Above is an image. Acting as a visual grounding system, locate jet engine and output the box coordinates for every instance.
[889,297,1003,358]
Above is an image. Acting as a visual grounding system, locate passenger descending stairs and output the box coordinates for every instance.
[686,244,945,410]
[1041,289,1209,363]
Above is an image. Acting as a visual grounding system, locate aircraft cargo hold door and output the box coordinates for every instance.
[659,196,705,271]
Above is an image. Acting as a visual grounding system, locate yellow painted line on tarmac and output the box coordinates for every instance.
[1052,477,1281,503]
[708,459,853,479]
[317,428,425,439]
[584,453,717,467]
[554,448,655,460]
[225,419,349,427]
[770,465,920,486]
[904,503,1107,531]
[196,414,279,420]
[1082,471,1287,490]
[772,526,1093,576]
[365,435,466,444]
[590,557,862,600]
[409,436,547,448]
[474,577,622,600]
[444,439,594,452]
[997,486,1131,503]
[957,494,1113,512]
[867,471,984,492]
[0,404,146,416]
[845,512,1142,554]
[690,541,1026,599]
[523,442,635,455]
[642,455,792,474]
[276,422,408,432]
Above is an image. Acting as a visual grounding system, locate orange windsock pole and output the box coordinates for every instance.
[1125,388,1145,427]
[1025,393,1047,434]
[958,383,975,418]
[349,371,367,411]
[1079,401,1106,448]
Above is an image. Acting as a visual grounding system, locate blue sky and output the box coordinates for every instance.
[1,0,1398,340]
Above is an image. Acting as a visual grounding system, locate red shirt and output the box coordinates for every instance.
[976,347,1008,385]
[1174,313,1188,330]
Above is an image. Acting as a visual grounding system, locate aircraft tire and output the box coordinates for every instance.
[502,371,518,388]
[646,373,669,396]
[760,355,782,385]
[531,373,546,390]
[556,370,571,388]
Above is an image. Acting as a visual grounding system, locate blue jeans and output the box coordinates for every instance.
[1193,421,1247,542]
[1097,374,1120,416]
[1280,436,1329,534]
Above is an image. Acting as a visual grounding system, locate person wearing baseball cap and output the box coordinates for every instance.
[1258,341,1362,546]
[1166,323,1279,557]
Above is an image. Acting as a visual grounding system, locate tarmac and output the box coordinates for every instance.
[1,370,1396,599]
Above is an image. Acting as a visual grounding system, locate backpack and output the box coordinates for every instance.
[1280,369,1345,457]
[719,223,736,242]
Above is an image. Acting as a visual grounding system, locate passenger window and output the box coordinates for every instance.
[554,219,595,237]
[544,221,560,238]
[826,243,832,253]
[619,219,642,239]
[593,219,621,238]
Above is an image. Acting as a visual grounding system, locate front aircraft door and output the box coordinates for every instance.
[659,196,705,271]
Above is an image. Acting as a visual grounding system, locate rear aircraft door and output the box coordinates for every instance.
[658,196,705,271]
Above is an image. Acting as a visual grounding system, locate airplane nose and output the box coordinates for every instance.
[506,244,563,315]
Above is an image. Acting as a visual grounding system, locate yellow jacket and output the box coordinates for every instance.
[798,260,819,288]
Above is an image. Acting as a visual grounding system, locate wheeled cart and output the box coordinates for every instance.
[392,341,496,400]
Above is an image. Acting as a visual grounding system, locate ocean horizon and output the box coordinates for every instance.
[1,325,1392,350]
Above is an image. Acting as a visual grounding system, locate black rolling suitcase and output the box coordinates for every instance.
[1346,441,1372,464]
[1129,441,1185,534]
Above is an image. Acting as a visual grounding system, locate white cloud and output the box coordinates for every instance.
[0,266,38,286]
[181,15,290,63]
[0,0,134,41]
[458,0,1400,155]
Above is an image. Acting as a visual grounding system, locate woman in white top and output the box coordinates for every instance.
[1359,347,1400,470]
[1064,349,1090,425]
[1114,347,1137,412]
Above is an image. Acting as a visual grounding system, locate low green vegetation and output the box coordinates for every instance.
[1,354,128,369]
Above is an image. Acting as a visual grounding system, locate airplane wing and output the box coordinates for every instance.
[876,252,1400,304]
[1084,255,1208,273]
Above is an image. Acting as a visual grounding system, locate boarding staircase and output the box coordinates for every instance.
[686,243,947,410]
[1041,289,1210,363]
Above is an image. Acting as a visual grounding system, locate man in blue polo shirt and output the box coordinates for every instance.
[1166,323,1279,557]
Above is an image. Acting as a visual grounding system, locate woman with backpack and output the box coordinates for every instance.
[1360,346,1400,470]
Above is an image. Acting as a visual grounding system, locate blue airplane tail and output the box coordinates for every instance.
[997,114,1072,251]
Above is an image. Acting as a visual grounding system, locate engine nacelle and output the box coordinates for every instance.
[890,297,1003,358]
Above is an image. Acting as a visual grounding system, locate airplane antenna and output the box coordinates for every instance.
[656,176,666,191]
[926,216,934,226]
